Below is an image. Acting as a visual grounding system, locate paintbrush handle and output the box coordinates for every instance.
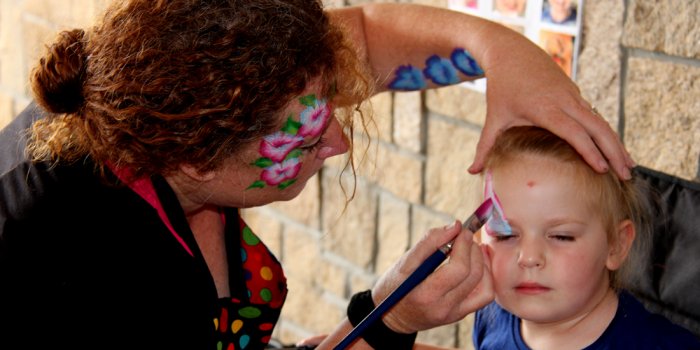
[334,248,448,350]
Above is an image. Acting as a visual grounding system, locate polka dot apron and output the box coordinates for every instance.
[213,212,288,350]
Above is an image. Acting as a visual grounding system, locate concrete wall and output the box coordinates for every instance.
[2,0,698,348]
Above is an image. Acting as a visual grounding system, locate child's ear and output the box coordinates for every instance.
[179,164,215,182]
[606,219,636,271]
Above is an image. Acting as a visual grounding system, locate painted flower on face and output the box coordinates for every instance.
[297,97,331,138]
[260,158,301,188]
[247,93,330,190]
[259,131,304,163]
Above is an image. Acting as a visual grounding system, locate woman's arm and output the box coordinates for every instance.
[328,3,634,180]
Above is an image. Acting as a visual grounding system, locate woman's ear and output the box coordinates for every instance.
[606,219,636,271]
[179,164,215,182]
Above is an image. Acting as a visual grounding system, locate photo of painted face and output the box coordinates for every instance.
[539,30,574,77]
[542,0,578,26]
[493,0,527,17]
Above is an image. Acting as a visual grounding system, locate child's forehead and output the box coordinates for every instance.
[490,156,593,195]
[490,154,612,217]
[491,154,578,179]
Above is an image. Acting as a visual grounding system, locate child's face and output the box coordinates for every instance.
[481,155,618,325]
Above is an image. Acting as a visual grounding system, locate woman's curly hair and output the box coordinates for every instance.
[29,0,372,179]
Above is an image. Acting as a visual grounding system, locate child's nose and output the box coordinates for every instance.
[517,237,545,269]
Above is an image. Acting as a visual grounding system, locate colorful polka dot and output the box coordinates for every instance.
[238,306,262,318]
[220,308,229,333]
[259,288,272,302]
[242,226,260,245]
[240,334,250,349]
[232,319,243,334]
[260,266,273,280]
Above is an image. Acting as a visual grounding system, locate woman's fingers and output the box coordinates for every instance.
[470,99,634,180]
[378,222,494,333]
[456,245,494,315]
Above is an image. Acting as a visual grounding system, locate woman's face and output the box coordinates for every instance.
[198,80,349,208]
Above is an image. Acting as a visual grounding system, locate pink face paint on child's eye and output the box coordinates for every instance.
[484,171,513,236]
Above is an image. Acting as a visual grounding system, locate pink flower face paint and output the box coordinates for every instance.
[484,171,513,236]
[259,132,304,163]
[247,94,331,190]
[260,158,302,186]
[298,95,331,137]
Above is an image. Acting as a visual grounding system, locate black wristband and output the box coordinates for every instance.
[346,290,417,349]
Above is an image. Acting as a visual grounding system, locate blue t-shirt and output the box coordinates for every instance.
[473,291,700,349]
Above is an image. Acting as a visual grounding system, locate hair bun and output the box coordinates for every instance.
[31,29,87,114]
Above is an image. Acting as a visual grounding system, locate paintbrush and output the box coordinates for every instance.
[334,197,504,350]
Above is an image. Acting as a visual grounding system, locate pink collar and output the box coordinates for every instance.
[108,165,194,256]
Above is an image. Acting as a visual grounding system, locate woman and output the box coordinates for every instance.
[0,0,633,349]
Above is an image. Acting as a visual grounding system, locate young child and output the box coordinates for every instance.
[472,126,700,349]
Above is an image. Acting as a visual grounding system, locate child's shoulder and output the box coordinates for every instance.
[591,291,700,349]
[473,302,528,350]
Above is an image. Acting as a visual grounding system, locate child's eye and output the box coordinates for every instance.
[550,234,575,242]
[493,233,516,242]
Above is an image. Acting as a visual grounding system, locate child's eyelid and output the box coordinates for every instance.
[491,230,517,239]
[547,229,575,236]
[494,234,515,242]
[548,231,575,239]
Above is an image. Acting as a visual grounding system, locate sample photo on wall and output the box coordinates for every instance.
[448,0,582,91]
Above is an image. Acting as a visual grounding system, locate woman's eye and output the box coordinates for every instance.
[300,137,326,153]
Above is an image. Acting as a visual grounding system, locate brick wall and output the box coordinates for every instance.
[1,0,698,348]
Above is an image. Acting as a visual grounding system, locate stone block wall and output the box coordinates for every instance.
[1,0,698,348]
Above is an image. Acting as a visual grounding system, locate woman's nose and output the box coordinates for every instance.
[317,118,349,159]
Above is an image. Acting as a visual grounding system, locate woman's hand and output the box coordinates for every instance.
[372,220,494,334]
[468,25,635,180]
